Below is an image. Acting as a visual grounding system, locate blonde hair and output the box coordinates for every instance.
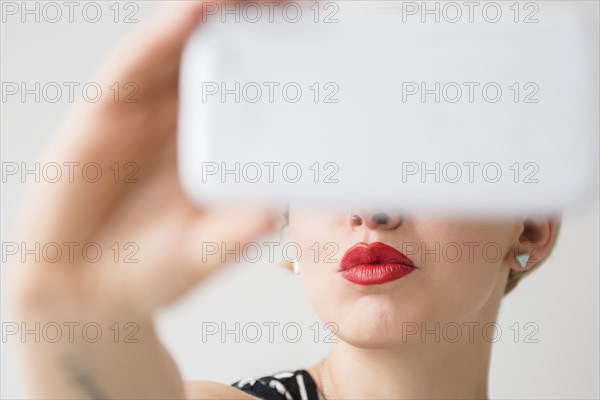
[505,264,538,295]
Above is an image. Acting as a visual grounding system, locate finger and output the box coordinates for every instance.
[51,0,211,155]
[121,203,276,313]
[94,0,208,87]
[16,2,209,244]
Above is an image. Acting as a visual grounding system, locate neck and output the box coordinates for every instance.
[310,269,509,399]
[323,333,491,400]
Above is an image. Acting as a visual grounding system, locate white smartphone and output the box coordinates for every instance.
[178,1,598,214]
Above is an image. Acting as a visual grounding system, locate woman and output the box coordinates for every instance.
[11,2,560,399]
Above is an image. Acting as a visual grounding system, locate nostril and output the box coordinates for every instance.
[347,212,363,226]
[351,215,363,225]
[372,213,390,225]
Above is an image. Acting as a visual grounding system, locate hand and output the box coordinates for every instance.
[14,0,274,318]
[11,2,275,398]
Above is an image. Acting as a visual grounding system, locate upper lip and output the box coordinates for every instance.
[339,242,417,271]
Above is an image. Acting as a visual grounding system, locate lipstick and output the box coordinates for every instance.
[339,242,416,285]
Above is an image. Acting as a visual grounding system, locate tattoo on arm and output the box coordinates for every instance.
[61,354,108,400]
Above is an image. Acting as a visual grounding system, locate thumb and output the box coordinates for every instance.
[183,204,277,271]
[94,0,208,85]
[124,204,276,313]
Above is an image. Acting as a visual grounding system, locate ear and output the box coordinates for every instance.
[509,215,561,271]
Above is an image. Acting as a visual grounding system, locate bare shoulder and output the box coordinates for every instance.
[185,380,261,400]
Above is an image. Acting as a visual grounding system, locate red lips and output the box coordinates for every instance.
[339,242,416,285]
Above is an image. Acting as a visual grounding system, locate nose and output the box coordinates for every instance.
[346,209,403,230]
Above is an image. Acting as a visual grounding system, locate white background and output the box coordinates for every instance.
[1,1,598,398]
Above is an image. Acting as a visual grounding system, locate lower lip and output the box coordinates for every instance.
[340,263,415,285]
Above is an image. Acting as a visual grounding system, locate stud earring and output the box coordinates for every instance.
[516,253,530,269]
[293,260,301,275]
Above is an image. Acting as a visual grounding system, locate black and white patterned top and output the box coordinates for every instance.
[232,369,323,400]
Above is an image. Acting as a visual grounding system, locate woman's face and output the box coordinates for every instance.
[288,204,524,348]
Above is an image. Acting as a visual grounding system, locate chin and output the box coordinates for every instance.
[325,299,434,349]
[335,319,425,349]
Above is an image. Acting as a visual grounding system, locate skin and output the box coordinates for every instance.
[290,206,559,399]
[10,2,560,399]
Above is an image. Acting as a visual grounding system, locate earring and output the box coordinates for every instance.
[277,220,300,274]
[293,260,301,275]
[516,253,530,269]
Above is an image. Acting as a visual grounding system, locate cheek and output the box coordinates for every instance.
[298,263,327,313]
[288,207,344,321]
[288,205,342,241]
[426,255,502,319]
[417,221,516,317]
